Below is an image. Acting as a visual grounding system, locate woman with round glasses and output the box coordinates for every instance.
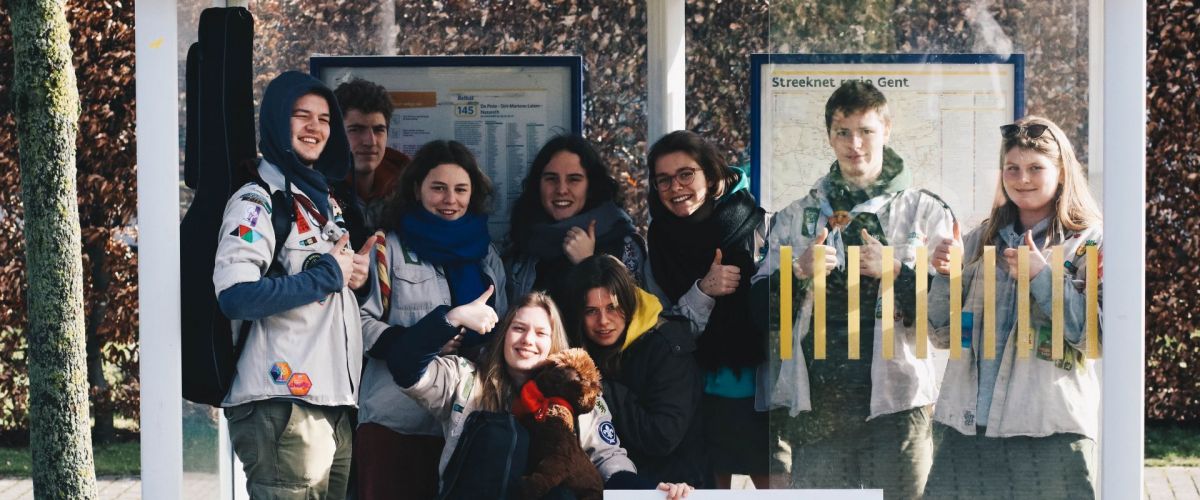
[924,116,1103,498]
[645,130,770,488]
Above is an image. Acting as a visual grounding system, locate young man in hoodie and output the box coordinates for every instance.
[753,81,955,497]
[333,78,410,233]
[213,71,372,499]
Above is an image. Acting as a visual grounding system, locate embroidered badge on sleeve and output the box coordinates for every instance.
[598,421,618,445]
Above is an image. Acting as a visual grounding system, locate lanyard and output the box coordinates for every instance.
[293,193,347,243]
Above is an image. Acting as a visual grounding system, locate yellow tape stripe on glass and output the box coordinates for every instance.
[950,246,962,360]
[984,246,996,360]
[881,246,895,360]
[1017,246,1031,358]
[848,246,860,360]
[814,245,826,360]
[780,246,793,361]
[1087,246,1100,358]
[916,246,928,359]
[1052,246,1064,360]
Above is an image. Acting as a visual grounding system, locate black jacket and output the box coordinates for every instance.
[601,319,708,487]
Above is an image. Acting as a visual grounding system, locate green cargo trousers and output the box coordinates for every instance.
[225,400,353,500]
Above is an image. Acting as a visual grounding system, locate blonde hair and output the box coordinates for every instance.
[971,115,1102,263]
[475,292,570,412]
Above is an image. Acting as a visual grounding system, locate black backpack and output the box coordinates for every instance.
[439,411,531,500]
[179,7,265,407]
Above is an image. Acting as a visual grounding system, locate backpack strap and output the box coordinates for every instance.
[233,176,295,361]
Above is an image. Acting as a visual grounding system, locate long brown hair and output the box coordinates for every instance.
[475,292,570,412]
[970,115,1102,263]
[558,255,641,378]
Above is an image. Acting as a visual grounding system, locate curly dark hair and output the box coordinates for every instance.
[507,135,619,256]
[385,140,493,227]
[333,78,393,124]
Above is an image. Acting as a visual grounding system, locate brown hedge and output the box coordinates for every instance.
[1146,0,1200,422]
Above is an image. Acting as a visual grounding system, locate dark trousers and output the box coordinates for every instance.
[924,423,1097,499]
[353,423,445,500]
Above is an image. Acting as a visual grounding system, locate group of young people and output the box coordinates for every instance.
[212,70,1103,500]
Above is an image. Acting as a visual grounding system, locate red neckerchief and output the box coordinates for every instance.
[512,379,572,422]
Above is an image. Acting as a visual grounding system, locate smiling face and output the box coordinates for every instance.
[291,93,331,165]
[344,109,388,175]
[503,306,555,376]
[582,287,627,348]
[540,151,589,221]
[828,108,891,185]
[654,151,711,218]
[417,163,472,221]
[1002,146,1061,220]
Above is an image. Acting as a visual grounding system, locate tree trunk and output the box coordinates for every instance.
[11,0,98,497]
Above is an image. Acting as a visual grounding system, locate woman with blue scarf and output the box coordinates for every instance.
[645,130,770,489]
[355,140,507,500]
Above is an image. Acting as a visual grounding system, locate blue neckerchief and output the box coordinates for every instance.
[398,208,492,347]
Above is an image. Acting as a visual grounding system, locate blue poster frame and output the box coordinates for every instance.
[310,55,584,135]
[749,53,1026,202]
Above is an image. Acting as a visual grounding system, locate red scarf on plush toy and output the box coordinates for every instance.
[513,380,572,423]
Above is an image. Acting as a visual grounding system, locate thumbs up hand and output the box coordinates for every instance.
[858,228,894,279]
[348,234,378,290]
[330,234,355,288]
[1002,230,1049,280]
[795,227,838,279]
[446,285,499,334]
[564,219,598,264]
[932,221,964,276]
[698,249,742,297]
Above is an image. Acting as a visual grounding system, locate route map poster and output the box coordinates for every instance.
[312,56,583,240]
[752,54,1024,228]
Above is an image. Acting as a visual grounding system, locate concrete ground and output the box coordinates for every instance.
[0,469,1194,498]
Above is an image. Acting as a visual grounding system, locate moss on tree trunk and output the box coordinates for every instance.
[10,0,97,497]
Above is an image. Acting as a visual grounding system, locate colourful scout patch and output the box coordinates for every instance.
[802,207,819,237]
[242,205,262,227]
[270,361,292,384]
[303,254,330,305]
[229,225,262,243]
[598,421,618,445]
[299,236,318,247]
[239,193,272,213]
[287,373,312,396]
[294,204,312,234]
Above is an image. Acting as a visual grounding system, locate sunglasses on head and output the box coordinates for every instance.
[1000,123,1050,139]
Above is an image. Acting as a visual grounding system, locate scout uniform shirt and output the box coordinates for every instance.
[213,160,364,408]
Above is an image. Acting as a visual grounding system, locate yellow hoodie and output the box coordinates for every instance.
[621,288,664,351]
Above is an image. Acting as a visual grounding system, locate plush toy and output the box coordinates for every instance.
[512,348,606,500]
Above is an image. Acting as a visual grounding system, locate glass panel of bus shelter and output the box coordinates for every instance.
[761,2,1102,497]
[245,0,651,229]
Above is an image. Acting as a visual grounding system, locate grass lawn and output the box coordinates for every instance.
[0,441,139,476]
[1146,420,1200,467]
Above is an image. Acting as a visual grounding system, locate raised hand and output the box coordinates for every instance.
[859,228,898,279]
[330,233,354,288]
[794,227,838,279]
[348,234,378,290]
[1002,230,1049,279]
[932,221,963,276]
[699,249,741,297]
[445,285,499,334]
[563,219,598,264]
